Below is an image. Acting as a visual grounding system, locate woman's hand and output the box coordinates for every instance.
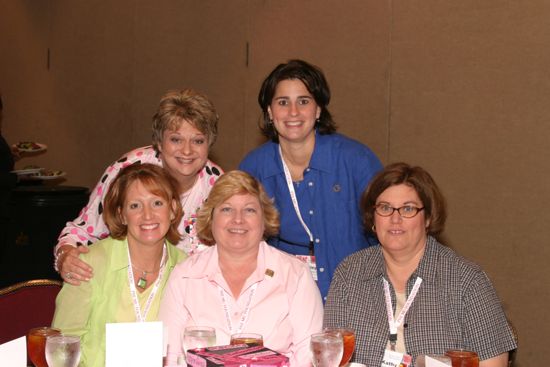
[58,245,94,285]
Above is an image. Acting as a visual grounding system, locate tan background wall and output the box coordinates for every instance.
[1,1,548,364]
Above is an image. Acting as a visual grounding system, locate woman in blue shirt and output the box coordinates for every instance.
[239,59,382,300]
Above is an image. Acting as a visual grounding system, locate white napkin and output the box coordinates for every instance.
[105,321,163,367]
[0,336,26,367]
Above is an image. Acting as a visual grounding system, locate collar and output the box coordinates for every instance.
[109,237,181,272]
[359,235,440,285]
[262,130,335,178]
[180,241,272,284]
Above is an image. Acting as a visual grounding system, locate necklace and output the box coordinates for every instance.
[132,264,160,290]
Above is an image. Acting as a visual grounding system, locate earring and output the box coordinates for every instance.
[371,224,376,232]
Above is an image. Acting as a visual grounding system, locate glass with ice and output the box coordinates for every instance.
[310,332,344,367]
[45,335,81,367]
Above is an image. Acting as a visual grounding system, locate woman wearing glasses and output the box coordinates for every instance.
[324,163,516,367]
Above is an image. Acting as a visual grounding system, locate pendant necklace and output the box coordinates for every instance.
[132,263,160,290]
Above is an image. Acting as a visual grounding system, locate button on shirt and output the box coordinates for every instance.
[324,236,517,366]
[158,241,323,367]
[239,131,382,299]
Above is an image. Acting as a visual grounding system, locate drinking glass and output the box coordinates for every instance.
[27,327,61,367]
[182,326,216,354]
[310,332,344,367]
[323,328,355,366]
[444,349,479,367]
[230,333,264,347]
[45,335,81,367]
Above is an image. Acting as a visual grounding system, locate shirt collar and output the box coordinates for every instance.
[411,235,439,283]
[109,238,181,272]
[359,235,440,284]
[181,242,270,285]
[263,130,334,178]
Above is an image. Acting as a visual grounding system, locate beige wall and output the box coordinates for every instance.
[1,1,548,364]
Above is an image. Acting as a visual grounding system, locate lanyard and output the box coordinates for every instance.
[219,283,258,335]
[382,277,422,351]
[127,244,167,322]
[278,146,314,255]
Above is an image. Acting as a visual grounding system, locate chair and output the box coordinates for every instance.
[0,279,62,345]
[508,318,518,367]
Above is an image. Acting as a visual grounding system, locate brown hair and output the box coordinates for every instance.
[258,59,337,142]
[196,170,279,246]
[103,163,183,244]
[151,88,219,151]
[361,162,447,236]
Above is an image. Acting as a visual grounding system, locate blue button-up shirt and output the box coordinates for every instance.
[239,131,382,299]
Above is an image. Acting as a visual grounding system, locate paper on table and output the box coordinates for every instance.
[425,355,452,367]
[105,321,163,367]
[0,336,26,367]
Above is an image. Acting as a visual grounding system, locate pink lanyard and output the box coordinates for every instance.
[382,277,422,351]
[127,244,167,322]
[218,283,258,334]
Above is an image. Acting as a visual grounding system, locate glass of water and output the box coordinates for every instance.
[45,335,81,367]
[310,332,344,367]
[182,326,216,358]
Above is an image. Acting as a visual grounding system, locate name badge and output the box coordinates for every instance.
[381,349,412,367]
[295,255,318,281]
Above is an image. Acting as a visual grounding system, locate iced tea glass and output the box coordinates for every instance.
[444,349,479,367]
[27,327,61,367]
[230,333,264,347]
[323,328,355,366]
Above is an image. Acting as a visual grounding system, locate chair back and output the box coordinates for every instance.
[0,279,62,345]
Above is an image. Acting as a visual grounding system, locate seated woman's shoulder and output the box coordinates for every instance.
[435,242,485,278]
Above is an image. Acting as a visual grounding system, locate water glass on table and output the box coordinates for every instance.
[182,326,216,355]
[444,350,479,367]
[230,333,264,347]
[45,335,81,367]
[27,327,61,367]
[323,328,356,366]
[310,331,344,367]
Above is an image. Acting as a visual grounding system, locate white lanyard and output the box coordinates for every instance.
[278,146,314,252]
[126,244,167,322]
[382,277,422,350]
[218,283,258,334]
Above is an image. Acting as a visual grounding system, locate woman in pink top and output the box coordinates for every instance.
[159,170,323,367]
[55,89,223,285]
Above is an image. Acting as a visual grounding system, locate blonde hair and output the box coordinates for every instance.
[196,170,279,246]
[151,88,219,151]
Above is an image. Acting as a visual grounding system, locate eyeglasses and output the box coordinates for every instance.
[374,203,425,218]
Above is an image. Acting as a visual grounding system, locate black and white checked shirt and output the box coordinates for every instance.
[324,236,517,366]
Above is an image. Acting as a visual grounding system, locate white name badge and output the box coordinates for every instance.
[381,349,412,367]
[295,255,318,281]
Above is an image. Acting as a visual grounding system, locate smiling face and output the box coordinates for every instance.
[159,119,209,192]
[211,193,265,256]
[120,180,174,249]
[267,79,321,146]
[374,184,429,258]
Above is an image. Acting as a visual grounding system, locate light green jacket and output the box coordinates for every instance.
[52,237,186,367]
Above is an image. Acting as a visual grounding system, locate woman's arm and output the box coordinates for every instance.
[158,267,189,366]
[479,352,508,367]
[51,267,94,337]
[288,265,324,367]
[54,150,144,282]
